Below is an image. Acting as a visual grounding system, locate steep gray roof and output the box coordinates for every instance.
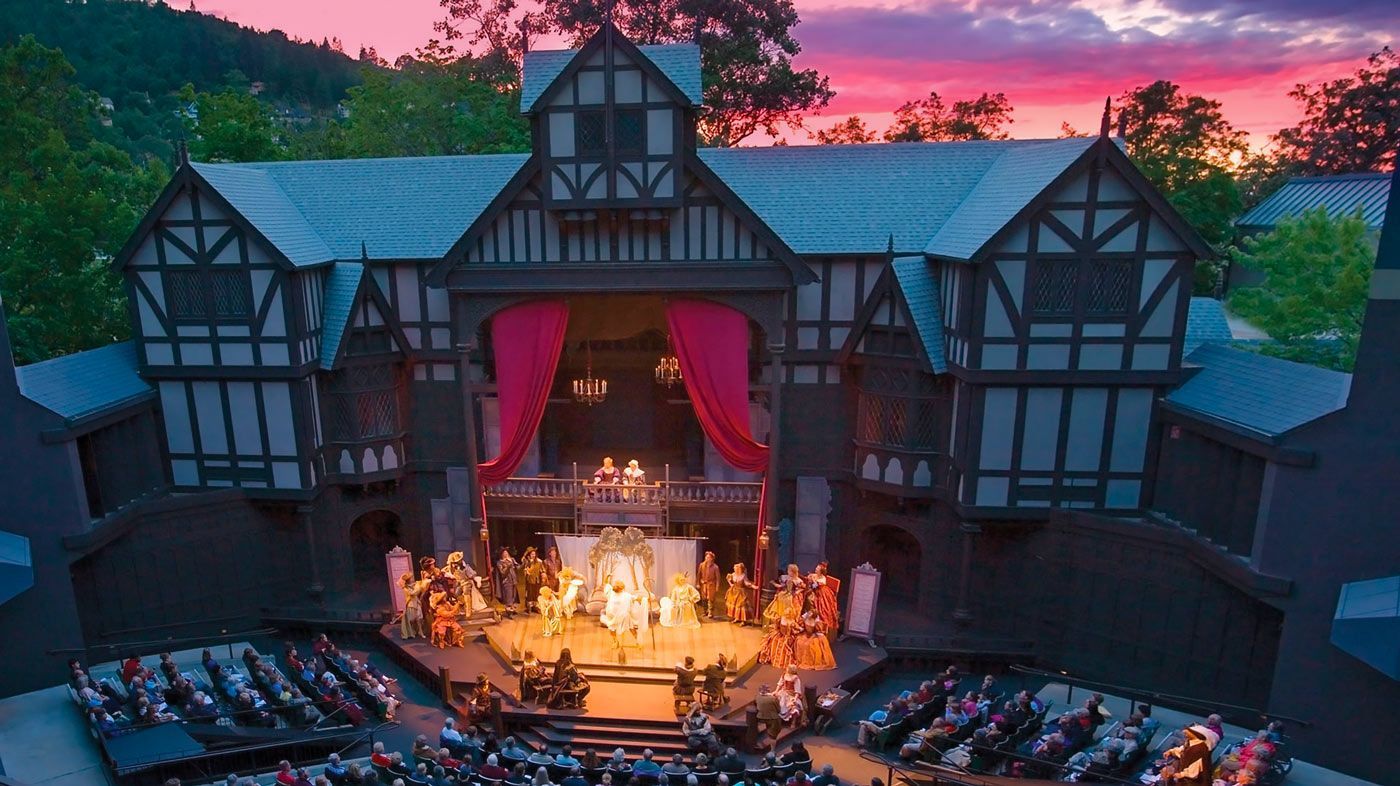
[1167,343,1351,438]
[699,137,1096,256]
[1237,172,1391,232]
[890,255,948,373]
[15,342,153,423]
[1183,297,1234,357]
[320,262,364,370]
[193,155,530,262]
[520,42,703,112]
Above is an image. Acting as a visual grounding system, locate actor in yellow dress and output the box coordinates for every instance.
[660,573,702,629]
[762,564,806,626]
[538,586,563,637]
[794,609,836,670]
[725,564,757,624]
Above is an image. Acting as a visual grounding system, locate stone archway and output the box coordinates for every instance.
[861,523,924,607]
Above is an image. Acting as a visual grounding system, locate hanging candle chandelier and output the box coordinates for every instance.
[655,336,682,387]
[572,341,607,405]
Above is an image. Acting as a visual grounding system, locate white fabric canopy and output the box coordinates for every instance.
[554,534,699,609]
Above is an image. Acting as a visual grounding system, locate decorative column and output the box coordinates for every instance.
[457,342,488,571]
[953,521,980,624]
[760,342,784,606]
[298,503,324,606]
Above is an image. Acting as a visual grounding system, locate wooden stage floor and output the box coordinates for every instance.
[482,613,766,675]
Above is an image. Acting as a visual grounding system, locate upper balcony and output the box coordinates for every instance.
[482,477,762,531]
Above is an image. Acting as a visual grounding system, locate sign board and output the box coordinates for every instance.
[841,563,881,646]
[386,546,414,614]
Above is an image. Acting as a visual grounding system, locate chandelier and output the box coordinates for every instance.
[572,341,607,405]
[655,338,682,387]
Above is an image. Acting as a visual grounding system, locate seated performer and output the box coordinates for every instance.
[557,566,584,619]
[700,655,728,709]
[519,651,550,703]
[539,586,563,637]
[593,456,622,484]
[758,604,800,670]
[682,704,720,757]
[673,656,698,706]
[725,563,757,625]
[623,459,646,485]
[547,649,590,709]
[794,609,836,671]
[774,665,807,726]
[465,673,494,724]
[660,573,702,629]
[431,592,466,649]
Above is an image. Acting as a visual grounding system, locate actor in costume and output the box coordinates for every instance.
[399,573,427,639]
[419,556,443,618]
[593,457,621,484]
[700,655,728,709]
[430,592,466,649]
[521,547,545,613]
[660,573,702,629]
[623,459,646,484]
[697,551,721,619]
[757,604,799,670]
[794,609,836,671]
[547,649,591,709]
[465,673,494,723]
[763,564,807,626]
[557,566,584,619]
[682,704,719,756]
[538,586,563,637]
[725,563,757,624]
[495,548,519,615]
[543,546,563,591]
[774,665,807,725]
[1156,725,1219,786]
[519,650,549,703]
[673,656,698,708]
[444,551,488,615]
[601,581,641,655]
[807,561,839,632]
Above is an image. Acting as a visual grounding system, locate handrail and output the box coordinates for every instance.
[1009,664,1312,728]
[482,477,762,504]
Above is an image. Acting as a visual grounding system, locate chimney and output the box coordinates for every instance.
[1347,162,1400,421]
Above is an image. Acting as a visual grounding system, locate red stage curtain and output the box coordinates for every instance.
[478,300,569,486]
[666,299,770,473]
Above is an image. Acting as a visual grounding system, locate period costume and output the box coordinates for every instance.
[763,566,807,627]
[700,659,728,708]
[538,587,563,637]
[794,610,836,671]
[601,582,643,649]
[593,460,621,484]
[466,676,494,723]
[495,551,519,611]
[673,660,698,704]
[697,554,722,618]
[557,566,584,619]
[774,668,807,725]
[725,565,756,624]
[543,548,563,590]
[400,574,427,639]
[807,565,839,632]
[660,574,702,629]
[547,653,590,709]
[445,551,489,615]
[430,592,466,649]
[521,548,544,612]
[623,460,646,484]
[757,606,799,669]
[519,654,549,703]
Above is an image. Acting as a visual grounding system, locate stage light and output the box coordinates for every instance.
[480,523,491,541]
[758,531,770,551]
[572,341,608,405]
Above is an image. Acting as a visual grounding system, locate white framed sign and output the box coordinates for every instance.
[841,562,881,646]
[386,546,414,614]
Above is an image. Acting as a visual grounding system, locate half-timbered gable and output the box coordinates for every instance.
[523,27,700,208]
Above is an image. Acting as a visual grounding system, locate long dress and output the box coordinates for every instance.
[808,573,839,632]
[660,582,702,629]
[401,580,426,639]
[762,579,805,626]
[794,613,836,671]
[601,585,637,640]
[496,556,519,609]
[725,572,755,623]
[540,592,562,637]
[774,671,806,724]
[757,610,799,669]
[558,571,584,619]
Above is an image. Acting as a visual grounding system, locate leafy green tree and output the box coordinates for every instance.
[883,90,1013,142]
[1113,80,1247,292]
[1227,208,1375,371]
[440,0,835,146]
[1275,47,1399,175]
[0,36,166,363]
[178,83,286,162]
[812,115,874,144]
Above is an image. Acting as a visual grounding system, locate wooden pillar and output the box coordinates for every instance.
[438,665,453,705]
[298,503,324,606]
[457,343,488,570]
[761,343,784,606]
[953,522,980,624]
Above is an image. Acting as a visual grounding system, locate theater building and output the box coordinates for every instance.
[0,26,1395,782]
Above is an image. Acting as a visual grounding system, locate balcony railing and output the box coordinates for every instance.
[482,477,762,507]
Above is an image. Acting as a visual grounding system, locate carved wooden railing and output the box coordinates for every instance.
[481,478,762,507]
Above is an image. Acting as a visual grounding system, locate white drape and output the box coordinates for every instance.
[554,535,699,607]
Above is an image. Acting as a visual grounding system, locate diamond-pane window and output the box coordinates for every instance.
[616,109,644,154]
[327,364,401,442]
[576,110,607,156]
[167,270,206,319]
[166,269,252,320]
[209,270,253,318]
[1032,260,1077,315]
[1086,260,1132,314]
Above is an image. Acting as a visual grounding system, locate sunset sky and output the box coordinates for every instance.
[199,0,1395,147]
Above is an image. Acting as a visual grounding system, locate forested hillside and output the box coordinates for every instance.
[0,0,362,161]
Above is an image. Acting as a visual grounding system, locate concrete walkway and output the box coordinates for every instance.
[0,685,112,786]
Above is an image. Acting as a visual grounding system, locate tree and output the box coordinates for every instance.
[0,36,166,363]
[882,90,1013,142]
[1113,81,1247,291]
[440,0,835,146]
[812,115,874,144]
[1275,47,1399,175]
[178,84,285,162]
[1227,208,1375,371]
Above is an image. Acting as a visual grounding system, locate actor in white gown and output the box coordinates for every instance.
[601,581,649,647]
[557,566,584,619]
[659,573,702,629]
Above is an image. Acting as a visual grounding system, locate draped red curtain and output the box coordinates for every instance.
[477,300,570,486]
[667,299,770,600]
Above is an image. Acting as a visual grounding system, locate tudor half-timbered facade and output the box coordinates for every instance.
[14,23,1370,759]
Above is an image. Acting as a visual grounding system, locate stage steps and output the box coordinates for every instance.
[513,715,748,759]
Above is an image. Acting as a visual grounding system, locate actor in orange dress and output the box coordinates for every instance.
[725,564,757,624]
[794,609,836,670]
[757,605,800,669]
[807,561,839,632]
